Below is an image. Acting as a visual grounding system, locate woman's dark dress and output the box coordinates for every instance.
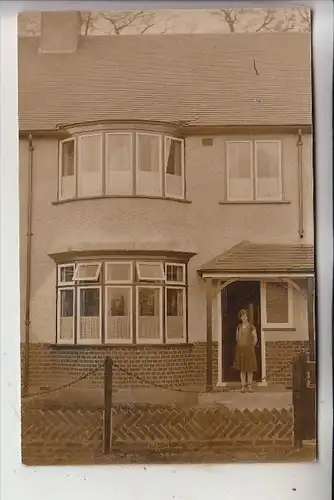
[234,324,257,373]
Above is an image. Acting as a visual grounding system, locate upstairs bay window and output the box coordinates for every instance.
[226,140,283,201]
[56,259,187,345]
[58,131,185,201]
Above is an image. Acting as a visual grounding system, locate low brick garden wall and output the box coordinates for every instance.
[22,401,294,464]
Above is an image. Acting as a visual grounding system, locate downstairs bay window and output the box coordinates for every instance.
[56,259,187,345]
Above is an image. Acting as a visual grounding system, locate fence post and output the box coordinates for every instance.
[103,356,113,454]
[292,352,307,449]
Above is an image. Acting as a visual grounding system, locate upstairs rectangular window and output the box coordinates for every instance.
[226,140,282,201]
[136,261,165,281]
[73,262,102,281]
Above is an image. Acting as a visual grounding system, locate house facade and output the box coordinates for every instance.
[19,12,314,393]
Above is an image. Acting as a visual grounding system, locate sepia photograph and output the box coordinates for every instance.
[18,6,317,466]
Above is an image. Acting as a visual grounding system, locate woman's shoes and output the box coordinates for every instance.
[247,385,254,393]
[241,386,246,393]
[241,385,254,393]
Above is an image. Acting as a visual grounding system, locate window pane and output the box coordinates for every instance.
[256,142,281,199]
[227,142,253,200]
[137,134,161,196]
[74,263,100,281]
[166,264,184,283]
[78,288,101,341]
[106,262,132,282]
[106,134,132,195]
[105,287,131,342]
[165,138,183,198]
[58,289,74,342]
[266,282,289,324]
[137,262,164,281]
[59,265,74,284]
[78,135,102,197]
[60,140,75,199]
[137,288,161,340]
[166,288,185,340]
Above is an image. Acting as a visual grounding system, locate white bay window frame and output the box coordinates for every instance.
[136,261,165,282]
[165,286,186,343]
[136,285,163,344]
[105,132,133,195]
[165,263,186,285]
[73,262,102,282]
[59,138,76,201]
[135,132,163,197]
[56,259,187,345]
[105,285,133,344]
[164,136,185,200]
[262,280,294,329]
[57,287,75,344]
[77,285,102,345]
[105,261,133,284]
[77,133,103,197]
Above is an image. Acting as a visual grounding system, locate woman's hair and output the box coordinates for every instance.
[238,309,248,320]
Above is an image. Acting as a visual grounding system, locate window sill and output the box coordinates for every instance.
[263,327,296,332]
[219,200,291,205]
[52,195,192,206]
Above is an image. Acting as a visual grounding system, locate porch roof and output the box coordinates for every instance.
[198,241,314,277]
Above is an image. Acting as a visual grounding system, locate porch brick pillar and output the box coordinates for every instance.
[206,278,213,392]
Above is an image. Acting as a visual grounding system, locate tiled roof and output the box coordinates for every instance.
[18,33,312,131]
[199,241,314,274]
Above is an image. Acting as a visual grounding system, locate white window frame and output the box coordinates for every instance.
[164,136,185,200]
[57,287,75,344]
[165,263,186,285]
[135,132,163,195]
[104,285,133,344]
[59,138,76,201]
[105,261,133,284]
[226,140,254,201]
[136,285,163,344]
[77,133,103,196]
[73,262,102,282]
[105,132,133,195]
[165,286,186,343]
[262,280,294,329]
[58,264,75,285]
[254,140,283,201]
[136,261,165,282]
[77,285,102,345]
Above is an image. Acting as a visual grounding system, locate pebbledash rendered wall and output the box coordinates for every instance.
[19,132,313,390]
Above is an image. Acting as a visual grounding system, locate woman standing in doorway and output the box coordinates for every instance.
[234,309,258,393]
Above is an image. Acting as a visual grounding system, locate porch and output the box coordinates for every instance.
[198,241,315,392]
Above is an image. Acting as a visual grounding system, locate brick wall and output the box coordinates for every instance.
[21,340,307,391]
[21,402,294,464]
[265,341,309,387]
[21,342,219,391]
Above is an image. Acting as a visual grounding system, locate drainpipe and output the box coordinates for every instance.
[23,133,34,395]
[297,129,304,239]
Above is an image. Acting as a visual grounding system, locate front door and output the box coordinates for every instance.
[221,281,262,382]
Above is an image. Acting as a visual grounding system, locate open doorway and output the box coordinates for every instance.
[221,281,262,383]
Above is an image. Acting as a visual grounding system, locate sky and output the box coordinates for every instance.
[18,8,311,36]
